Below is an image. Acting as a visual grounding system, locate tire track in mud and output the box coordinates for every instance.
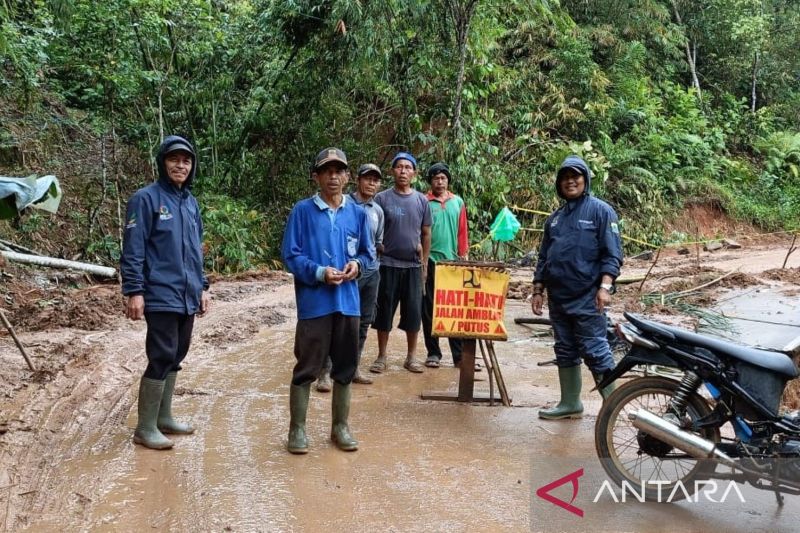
[0,279,293,530]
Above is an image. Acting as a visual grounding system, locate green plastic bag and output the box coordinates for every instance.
[489,207,521,242]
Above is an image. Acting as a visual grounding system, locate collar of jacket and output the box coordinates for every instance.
[425,190,455,204]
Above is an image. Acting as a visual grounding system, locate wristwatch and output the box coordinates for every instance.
[600,282,614,293]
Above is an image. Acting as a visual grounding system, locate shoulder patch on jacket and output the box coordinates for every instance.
[611,222,620,234]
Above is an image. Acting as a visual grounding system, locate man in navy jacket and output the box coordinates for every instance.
[281,147,375,454]
[121,135,210,449]
[532,155,623,420]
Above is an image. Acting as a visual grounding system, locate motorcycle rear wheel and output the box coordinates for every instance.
[595,376,721,502]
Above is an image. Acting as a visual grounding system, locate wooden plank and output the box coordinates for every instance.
[420,390,508,403]
[458,339,476,401]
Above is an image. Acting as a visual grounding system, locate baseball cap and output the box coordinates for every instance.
[314,147,348,170]
[357,163,382,179]
[391,151,417,169]
[164,141,194,156]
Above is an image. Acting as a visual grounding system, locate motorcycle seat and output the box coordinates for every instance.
[625,313,799,378]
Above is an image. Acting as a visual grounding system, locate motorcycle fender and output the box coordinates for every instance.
[597,347,680,390]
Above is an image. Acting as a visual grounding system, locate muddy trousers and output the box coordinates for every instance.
[421,259,462,364]
[144,312,195,380]
[293,313,358,387]
[320,270,380,376]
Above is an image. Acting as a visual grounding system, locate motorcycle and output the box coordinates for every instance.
[594,312,800,504]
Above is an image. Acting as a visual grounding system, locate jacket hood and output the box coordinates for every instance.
[156,135,197,190]
[555,155,592,200]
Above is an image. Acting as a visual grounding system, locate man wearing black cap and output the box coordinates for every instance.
[370,151,432,375]
[421,162,469,368]
[281,147,375,453]
[531,155,623,420]
[316,162,384,390]
[121,135,210,450]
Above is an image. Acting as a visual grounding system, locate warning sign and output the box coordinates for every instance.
[432,263,510,340]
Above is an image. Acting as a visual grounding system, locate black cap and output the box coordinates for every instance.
[357,163,382,179]
[164,142,194,156]
[426,162,452,183]
[314,147,348,170]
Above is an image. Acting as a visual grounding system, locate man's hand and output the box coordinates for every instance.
[323,267,345,285]
[342,260,359,281]
[125,294,145,320]
[198,290,211,317]
[531,293,544,316]
[596,287,612,312]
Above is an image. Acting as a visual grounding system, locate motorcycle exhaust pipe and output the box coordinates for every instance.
[629,409,738,470]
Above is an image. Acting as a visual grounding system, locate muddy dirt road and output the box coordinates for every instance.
[1,244,800,532]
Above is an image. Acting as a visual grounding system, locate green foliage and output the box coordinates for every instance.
[2,0,800,270]
[201,194,274,273]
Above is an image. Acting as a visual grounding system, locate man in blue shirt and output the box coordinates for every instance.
[281,147,375,453]
[316,163,384,391]
[121,135,210,450]
[532,155,623,420]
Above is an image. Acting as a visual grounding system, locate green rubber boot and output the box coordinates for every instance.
[331,382,358,451]
[593,371,617,400]
[538,366,584,420]
[288,383,311,454]
[158,372,195,435]
[133,377,174,450]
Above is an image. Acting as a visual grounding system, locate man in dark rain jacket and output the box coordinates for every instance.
[121,135,210,449]
[531,155,623,420]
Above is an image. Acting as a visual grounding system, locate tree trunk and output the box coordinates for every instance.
[751,50,760,113]
[0,251,117,277]
[447,0,478,138]
[670,1,701,97]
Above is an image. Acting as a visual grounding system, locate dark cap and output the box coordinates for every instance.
[164,141,194,156]
[314,147,348,170]
[426,162,451,183]
[558,165,585,179]
[357,163,382,179]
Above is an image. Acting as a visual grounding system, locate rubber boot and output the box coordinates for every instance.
[288,383,311,454]
[133,377,174,450]
[316,373,332,393]
[538,366,584,420]
[331,382,358,451]
[157,371,195,435]
[593,371,617,400]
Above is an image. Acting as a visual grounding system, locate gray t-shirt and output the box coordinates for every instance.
[350,192,384,273]
[374,188,432,268]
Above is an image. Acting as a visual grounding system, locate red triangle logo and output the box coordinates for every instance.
[535,468,584,517]
[494,323,505,334]
[435,321,446,332]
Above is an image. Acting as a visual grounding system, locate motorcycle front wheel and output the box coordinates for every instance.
[595,376,721,502]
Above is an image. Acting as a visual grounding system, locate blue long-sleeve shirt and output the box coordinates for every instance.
[282,194,376,320]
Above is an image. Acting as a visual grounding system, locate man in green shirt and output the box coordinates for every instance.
[421,162,469,368]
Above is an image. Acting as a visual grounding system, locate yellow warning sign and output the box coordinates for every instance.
[432,263,510,340]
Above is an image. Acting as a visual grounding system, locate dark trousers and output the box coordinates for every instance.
[549,302,614,373]
[421,259,462,363]
[321,269,380,376]
[144,312,195,380]
[293,313,358,386]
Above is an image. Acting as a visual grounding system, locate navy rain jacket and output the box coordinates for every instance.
[533,155,623,313]
[120,136,209,314]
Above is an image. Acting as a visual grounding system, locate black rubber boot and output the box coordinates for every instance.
[288,383,311,454]
[158,371,195,435]
[133,377,174,450]
[331,382,358,451]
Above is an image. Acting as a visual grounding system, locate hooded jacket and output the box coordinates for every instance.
[533,155,623,312]
[121,136,209,314]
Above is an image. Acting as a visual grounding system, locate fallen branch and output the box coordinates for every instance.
[0,251,116,278]
[0,308,35,371]
[674,268,737,297]
[0,239,43,256]
[782,233,797,269]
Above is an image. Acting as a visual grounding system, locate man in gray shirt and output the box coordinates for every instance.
[317,163,385,390]
[369,152,432,375]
